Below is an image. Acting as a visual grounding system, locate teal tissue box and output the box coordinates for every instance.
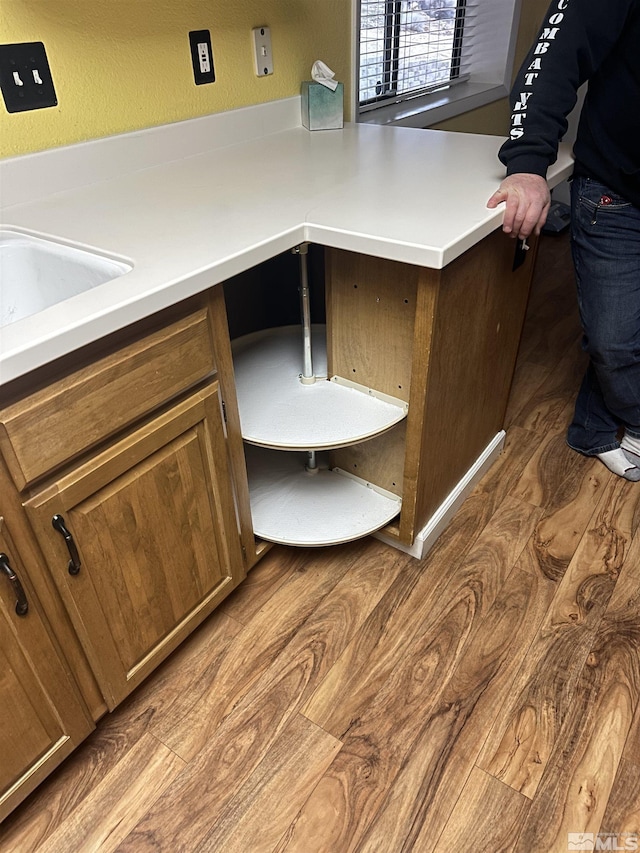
[301,81,344,131]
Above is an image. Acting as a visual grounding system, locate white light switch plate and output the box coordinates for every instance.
[252,27,273,76]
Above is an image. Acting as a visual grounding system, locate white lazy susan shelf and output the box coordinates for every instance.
[232,325,407,450]
[245,446,402,547]
[233,324,406,547]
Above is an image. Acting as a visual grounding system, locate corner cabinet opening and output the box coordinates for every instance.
[224,243,416,548]
[224,233,536,551]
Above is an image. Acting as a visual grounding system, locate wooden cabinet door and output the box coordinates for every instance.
[0,518,93,821]
[25,383,245,709]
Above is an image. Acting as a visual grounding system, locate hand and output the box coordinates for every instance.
[487,173,551,240]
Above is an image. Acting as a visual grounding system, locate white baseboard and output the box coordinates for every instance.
[374,430,506,560]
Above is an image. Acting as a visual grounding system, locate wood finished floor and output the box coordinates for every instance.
[2,234,640,852]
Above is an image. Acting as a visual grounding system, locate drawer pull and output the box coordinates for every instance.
[0,553,29,616]
[52,514,82,575]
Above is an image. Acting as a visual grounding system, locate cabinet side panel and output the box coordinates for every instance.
[207,287,257,568]
[413,230,536,527]
[397,271,440,544]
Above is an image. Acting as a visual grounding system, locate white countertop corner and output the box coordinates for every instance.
[0,103,574,387]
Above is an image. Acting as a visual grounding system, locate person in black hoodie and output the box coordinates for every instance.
[487,0,640,481]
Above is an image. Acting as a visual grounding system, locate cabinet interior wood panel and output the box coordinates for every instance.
[25,384,244,709]
[0,308,216,491]
[326,251,420,405]
[330,421,406,498]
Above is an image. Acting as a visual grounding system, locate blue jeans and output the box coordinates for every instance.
[566,176,640,455]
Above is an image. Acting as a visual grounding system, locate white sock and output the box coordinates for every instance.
[621,432,640,466]
[597,448,640,481]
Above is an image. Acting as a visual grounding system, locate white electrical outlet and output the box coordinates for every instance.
[198,42,211,74]
[189,30,215,85]
[252,27,273,76]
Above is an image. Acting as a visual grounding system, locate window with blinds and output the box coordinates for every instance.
[358,0,470,111]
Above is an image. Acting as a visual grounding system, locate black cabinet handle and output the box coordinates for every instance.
[52,514,82,575]
[0,552,29,616]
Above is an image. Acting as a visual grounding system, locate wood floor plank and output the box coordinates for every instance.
[196,713,341,853]
[475,425,541,500]
[503,359,551,430]
[148,542,364,762]
[431,767,530,853]
[510,428,604,583]
[588,536,640,843]
[28,735,184,853]
[600,758,640,842]
[298,554,431,736]
[607,532,640,772]
[508,339,586,435]
[281,498,542,852]
[622,549,640,766]
[515,687,636,853]
[512,529,640,853]
[0,610,240,852]
[514,237,581,369]
[303,496,542,738]
[478,475,640,801]
[515,299,580,372]
[279,613,474,852]
[510,421,600,511]
[117,667,319,853]
[603,534,640,770]
[354,535,556,853]
[113,540,407,853]
[219,544,302,625]
[625,710,640,766]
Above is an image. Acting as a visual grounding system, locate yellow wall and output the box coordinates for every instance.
[1,0,551,158]
[0,0,351,158]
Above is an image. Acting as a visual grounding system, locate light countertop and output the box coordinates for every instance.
[0,100,574,386]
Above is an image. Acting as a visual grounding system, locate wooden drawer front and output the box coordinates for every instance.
[0,309,215,491]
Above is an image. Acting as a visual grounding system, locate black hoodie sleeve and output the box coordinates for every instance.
[498,0,634,178]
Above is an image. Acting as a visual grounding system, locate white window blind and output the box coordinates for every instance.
[358,1,478,111]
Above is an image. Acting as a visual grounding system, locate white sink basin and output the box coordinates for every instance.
[0,229,132,327]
